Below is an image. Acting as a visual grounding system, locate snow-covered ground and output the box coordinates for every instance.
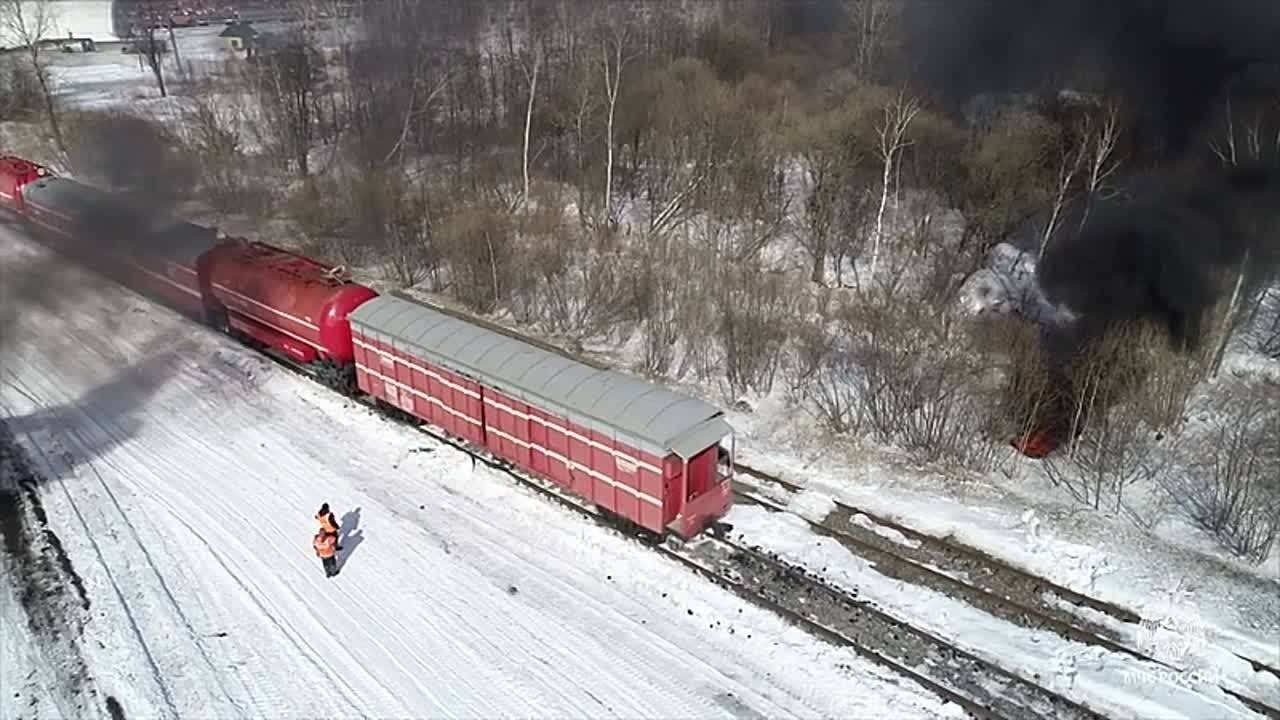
[0,1,116,48]
[727,500,1278,719]
[6,25,1279,719]
[0,227,961,718]
[44,24,241,111]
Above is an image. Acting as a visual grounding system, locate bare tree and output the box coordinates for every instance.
[600,22,635,227]
[1076,101,1123,231]
[635,59,731,244]
[0,0,64,153]
[717,264,797,396]
[178,95,251,215]
[519,47,542,208]
[1168,388,1280,564]
[338,0,460,171]
[524,214,635,340]
[869,88,919,279]
[838,292,1001,471]
[436,202,516,313]
[1040,125,1087,259]
[166,17,182,79]
[1043,322,1187,512]
[131,1,170,97]
[794,112,847,284]
[380,173,439,288]
[634,233,703,378]
[1209,97,1244,166]
[845,0,895,83]
[797,319,864,435]
[801,170,843,285]
[1209,251,1250,377]
[249,34,323,178]
[566,52,599,219]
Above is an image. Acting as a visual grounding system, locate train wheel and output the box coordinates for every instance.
[204,306,231,336]
[313,361,356,396]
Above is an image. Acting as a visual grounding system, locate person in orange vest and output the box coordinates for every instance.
[313,530,339,577]
[316,503,340,536]
[315,503,343,549]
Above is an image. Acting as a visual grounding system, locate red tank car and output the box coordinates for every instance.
[198,239,378,384]
[0,155,49,214]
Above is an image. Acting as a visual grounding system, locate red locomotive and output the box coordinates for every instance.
[198,240,378,390]
[0,154,734,538]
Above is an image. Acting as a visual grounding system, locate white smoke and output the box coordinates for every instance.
[957,242,1073,326]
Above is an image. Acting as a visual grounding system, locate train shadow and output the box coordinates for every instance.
[1,342,188,482]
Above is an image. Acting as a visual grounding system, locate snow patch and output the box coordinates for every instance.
[850,513,921,549]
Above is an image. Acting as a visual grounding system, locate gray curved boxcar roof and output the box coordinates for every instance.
[24,177,219,262]
[350,294,732,459]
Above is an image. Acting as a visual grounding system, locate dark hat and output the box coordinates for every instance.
[319,502,329,514]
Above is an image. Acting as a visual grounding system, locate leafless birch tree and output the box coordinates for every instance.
[1076,101,1122,229]
[1040,101,1123,259]
[845,0,894,83]
[869,89,919,279]
[1040,128,1087,259]
[600,24,634,227]
[519,47,542,208]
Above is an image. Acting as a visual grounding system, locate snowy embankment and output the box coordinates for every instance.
[0,227,960,719]
[725,498,1277,719]
[715,243,1279,683]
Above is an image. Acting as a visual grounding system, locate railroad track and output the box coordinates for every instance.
[357,398,1101,719]
[24,242,1272,719]
[672,530,1103,720]
[732,463,1280,720]
[334,377,1100,717]
[215,296,1278,720]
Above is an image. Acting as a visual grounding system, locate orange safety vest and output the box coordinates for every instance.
[316,512,338,534]
[313,532,337,559]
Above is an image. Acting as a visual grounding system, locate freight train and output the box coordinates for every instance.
[0,155,735,539]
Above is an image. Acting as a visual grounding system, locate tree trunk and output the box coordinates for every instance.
[1211,251,1250,377]
[28,51,65,154]
[148,34,167,98]
[167,21,182,77]
[602,35,625,226]
[869,153,891,280]
[521,51,541,208]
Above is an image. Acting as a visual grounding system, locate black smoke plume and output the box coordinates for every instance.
[906,0,1280,344]
[1038,164,1280,353]
[904,0,1280,450]
[903,0,1280,158]
[0,112,203,363]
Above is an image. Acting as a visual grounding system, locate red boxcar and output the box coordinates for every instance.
[199,239,378,365]
[348,294,734,538]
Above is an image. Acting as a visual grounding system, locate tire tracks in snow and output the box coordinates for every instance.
[288,389,850,718]
[155,424,465,714]
[2,385,180,720]
[82,356,378,716]
[185,364,720,717]
[0,416,127,720]
[288,398,736,716]
[338,444,805,719]
[12,360,356,719]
